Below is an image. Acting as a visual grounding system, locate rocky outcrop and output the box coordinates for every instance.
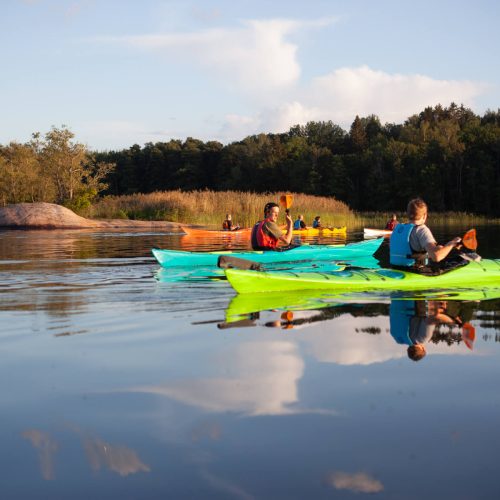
[0,202,180,229]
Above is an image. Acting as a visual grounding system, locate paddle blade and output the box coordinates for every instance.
[462,229,477,251]
[462,323,476,350]
[279,194,293,210]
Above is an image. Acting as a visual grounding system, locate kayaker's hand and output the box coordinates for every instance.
[285,213,293,227]
[448,237,462,248]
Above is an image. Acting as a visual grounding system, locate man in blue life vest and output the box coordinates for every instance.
[389,198,462,272]
[293,214,307,230]
[251,202,293,250]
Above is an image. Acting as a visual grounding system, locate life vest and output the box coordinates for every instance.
[293,220,302,230]
[390,223,417,267]
[251,219,278,250]
[222,220,230,230]
[389,300,415,345]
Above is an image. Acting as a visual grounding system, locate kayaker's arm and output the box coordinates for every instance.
[426,237,462,262]
[279,213,293,246]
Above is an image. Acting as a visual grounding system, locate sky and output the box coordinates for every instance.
[2,0,499,151]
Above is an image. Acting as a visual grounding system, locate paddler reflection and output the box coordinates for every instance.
[390,299,476,361]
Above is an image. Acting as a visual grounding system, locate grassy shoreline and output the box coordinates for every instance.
[85,190,500,227]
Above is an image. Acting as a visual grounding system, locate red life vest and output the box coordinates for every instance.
[251,219,278,250]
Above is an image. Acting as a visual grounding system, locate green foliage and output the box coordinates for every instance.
[0,126,115,211]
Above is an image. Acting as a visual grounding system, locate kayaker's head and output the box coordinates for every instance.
[267,204,280,223]
[226,213,232,220]
[407,343,426,361]
[407,198,428,225]
[264,202,279,218]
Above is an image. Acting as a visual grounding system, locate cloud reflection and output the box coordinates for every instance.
[21,429,58,480]
[326,471,384,494]
[131,341,305,416]
[83,437,150,476]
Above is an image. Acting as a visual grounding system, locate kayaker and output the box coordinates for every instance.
[389,198,462,272]
[293,214,307,230]
[312,216,321,228]
[251,202,293,250]
[385,214,398,230]
[222,214,240,231]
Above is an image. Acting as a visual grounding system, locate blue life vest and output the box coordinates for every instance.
[389,300,415,345]
[390,223,416,267]
[293,220,302,230]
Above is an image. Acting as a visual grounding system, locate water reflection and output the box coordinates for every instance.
[2,226,500,498]
[390,299,477,360]
[220,289,500,366]
[326,471,384,494]
[22,427,150,480]
[22,429,58,480]
[129,340,309,416]
[82,436,150,477]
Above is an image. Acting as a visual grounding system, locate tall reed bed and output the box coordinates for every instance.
[356,211,498,228]
[88,190,352,227]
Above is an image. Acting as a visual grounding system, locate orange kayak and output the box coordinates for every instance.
[180,226,252,237]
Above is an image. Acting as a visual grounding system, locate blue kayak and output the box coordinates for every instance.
[152,238,383,268]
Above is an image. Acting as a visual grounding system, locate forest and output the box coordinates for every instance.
[1,103,499,216]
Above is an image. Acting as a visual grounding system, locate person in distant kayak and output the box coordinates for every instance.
[312,215,321,228]
[293,214,307,230]
[251,202,293,250]
[222,214,240,231]
[385,214,398,230]
[390,198,462,272]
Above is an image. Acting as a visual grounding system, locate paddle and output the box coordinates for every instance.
[462,323,476,350]
[279,194,293,215]
[461,229,477,251]
[218,255,263,271]
[458,229,481,262]
[217,255,345,273]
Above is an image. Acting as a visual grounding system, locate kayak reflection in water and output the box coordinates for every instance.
[390,299,476,361]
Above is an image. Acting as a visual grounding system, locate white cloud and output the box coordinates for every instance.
[91,18,334,92]
[217,65,486,140]
[86,19,487,145]
[308,65,485,125]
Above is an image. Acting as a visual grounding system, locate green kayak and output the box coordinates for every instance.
[225,259,500,293]
[152,238,383,268]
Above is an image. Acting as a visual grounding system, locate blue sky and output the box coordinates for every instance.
[2,0,499,151]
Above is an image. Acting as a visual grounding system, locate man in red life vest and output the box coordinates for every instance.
[385,213,398,230]
[251,202,293,250]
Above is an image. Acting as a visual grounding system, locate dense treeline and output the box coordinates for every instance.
[95,103,500,216]
[1,104,499,216]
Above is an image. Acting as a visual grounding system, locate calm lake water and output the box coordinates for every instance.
[1,224,499,499]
